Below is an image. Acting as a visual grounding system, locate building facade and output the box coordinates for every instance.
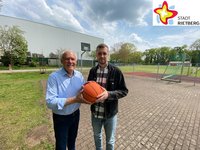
[0,15,103,60]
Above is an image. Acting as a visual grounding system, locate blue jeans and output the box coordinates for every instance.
[53,109,80,150]
[91,114,117,150]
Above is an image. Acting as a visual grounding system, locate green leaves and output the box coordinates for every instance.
[0,25,28,66]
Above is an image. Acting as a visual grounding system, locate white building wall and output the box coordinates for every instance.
[0,15,104,59]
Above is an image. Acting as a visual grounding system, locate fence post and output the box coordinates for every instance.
[132,63,135,78]
[194,63,199,86]
[156,63,160,81]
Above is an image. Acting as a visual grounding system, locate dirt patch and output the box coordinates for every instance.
[26,125,48,147]
[40,80,47,95]
[25,80,54,148]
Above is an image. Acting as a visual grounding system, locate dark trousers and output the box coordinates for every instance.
[53,109,80,150]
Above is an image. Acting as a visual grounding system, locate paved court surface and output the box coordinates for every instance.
[76,75,200,150]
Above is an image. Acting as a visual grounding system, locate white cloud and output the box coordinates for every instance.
[1,0,152,40]
[129,33,143,43]
[2,0,199,53]
[1,0,84,32]
[50,5,84,32]
[158,29,200,47]
[127,33,157,51]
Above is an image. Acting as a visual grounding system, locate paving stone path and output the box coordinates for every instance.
[76,75,200,150]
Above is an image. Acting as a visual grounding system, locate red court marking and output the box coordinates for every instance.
[125,72,200,83]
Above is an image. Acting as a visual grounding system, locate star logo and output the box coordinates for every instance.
[154,1,178,25]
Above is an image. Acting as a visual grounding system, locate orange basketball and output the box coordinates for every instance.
[82,81,104,103]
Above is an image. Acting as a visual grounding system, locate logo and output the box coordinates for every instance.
[154,1,178,25]
[153,0,200,26]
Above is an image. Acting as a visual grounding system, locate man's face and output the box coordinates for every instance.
[96,47,109,66]
[61,52,77,74]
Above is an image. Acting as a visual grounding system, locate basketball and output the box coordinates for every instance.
[82,81,104,103]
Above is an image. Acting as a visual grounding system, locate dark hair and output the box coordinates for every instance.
[96,43,109,52]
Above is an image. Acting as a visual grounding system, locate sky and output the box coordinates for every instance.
[1,0,200,52]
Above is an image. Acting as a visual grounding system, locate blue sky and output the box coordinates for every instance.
[1,0,200,52]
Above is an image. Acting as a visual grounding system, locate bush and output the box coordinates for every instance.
[29,61,37,67]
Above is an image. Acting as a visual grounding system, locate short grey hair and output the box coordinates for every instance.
[60,50,77,61]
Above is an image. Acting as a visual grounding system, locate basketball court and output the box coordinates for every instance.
[76,74,200,150]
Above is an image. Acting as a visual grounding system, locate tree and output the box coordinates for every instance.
[55,48,65,67]
[143,47,171,65]
[158,47,171,64]
[117,43,136,63]
[172,45,188,61]
[87,50,96,60]
[143,48,156,64]
[110,52,119,63]
[110,42,138,64]
[130,51,142,64]
[187,50,200,65]
[190,39,200,50]
[56,48,65,58]
[0,25,28,66]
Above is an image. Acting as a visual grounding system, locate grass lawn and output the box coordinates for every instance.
[0,72,54,150]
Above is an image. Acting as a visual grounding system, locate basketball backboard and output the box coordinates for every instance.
[81,42,90,51]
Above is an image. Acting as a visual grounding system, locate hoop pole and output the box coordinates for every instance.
[81,51,86,72]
